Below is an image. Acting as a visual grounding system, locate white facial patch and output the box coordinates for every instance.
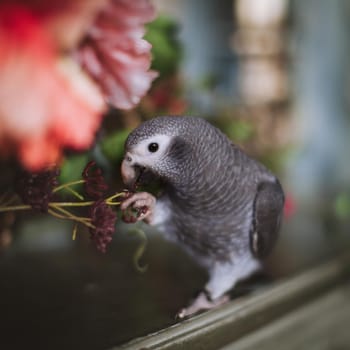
[129,134,173,168]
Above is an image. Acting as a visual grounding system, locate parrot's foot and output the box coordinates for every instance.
[176,291,230,320]
[121,191,156,223]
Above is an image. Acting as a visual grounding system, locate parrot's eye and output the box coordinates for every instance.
[148,142,159,153]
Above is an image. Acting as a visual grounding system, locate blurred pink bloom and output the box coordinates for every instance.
[77,0,158,109]
[0,0,157,170]
[284,192,296,219]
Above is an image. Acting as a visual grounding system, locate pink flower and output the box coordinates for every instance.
[77,0,158,109]
[0,0,157,170]
[89,199,117,253]
[82,161,108,199]
[284,192,296,219]
[15,166,60,212]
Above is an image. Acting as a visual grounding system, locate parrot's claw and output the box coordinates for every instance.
[121,191,156,223]
[175,291,229,320]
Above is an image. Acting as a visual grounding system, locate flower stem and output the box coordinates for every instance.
[49,201,94,207]
[106,200,122,206]
[0,195,123,213]
[0,204,31,212]
[72,224,78,241]
[129,228,148,273]
[53,180,85,193]
[62,186,85,201]
[105,191,126,206]
[107,192,126,202]
[49,204,94,228]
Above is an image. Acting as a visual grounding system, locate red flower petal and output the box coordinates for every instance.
[0,0,157,170]
[0,4,105,170]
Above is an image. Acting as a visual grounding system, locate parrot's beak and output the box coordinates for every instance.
[121,152,145,190]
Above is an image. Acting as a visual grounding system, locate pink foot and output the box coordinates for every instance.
[176,292,230,319]
[121,191,156,223]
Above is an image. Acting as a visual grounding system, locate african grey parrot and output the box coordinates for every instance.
[121,116,284,318]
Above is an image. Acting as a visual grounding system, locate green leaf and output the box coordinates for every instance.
[227,120,254,142]
[59,153,89,185]
[334,193,350,219]
[100,129,130,162]
[145,15,183,77]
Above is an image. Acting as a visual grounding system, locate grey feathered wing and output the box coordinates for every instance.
[250,180,285,258]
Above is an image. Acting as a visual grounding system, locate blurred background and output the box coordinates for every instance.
[1,0,350,349]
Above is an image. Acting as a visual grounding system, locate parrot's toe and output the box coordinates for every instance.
[175,291,229,320]
[121,191,156,223]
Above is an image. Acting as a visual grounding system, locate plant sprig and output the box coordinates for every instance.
[0,161,149,269]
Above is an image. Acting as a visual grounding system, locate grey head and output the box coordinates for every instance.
[125,116,213,149]
[122,116,225,189]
